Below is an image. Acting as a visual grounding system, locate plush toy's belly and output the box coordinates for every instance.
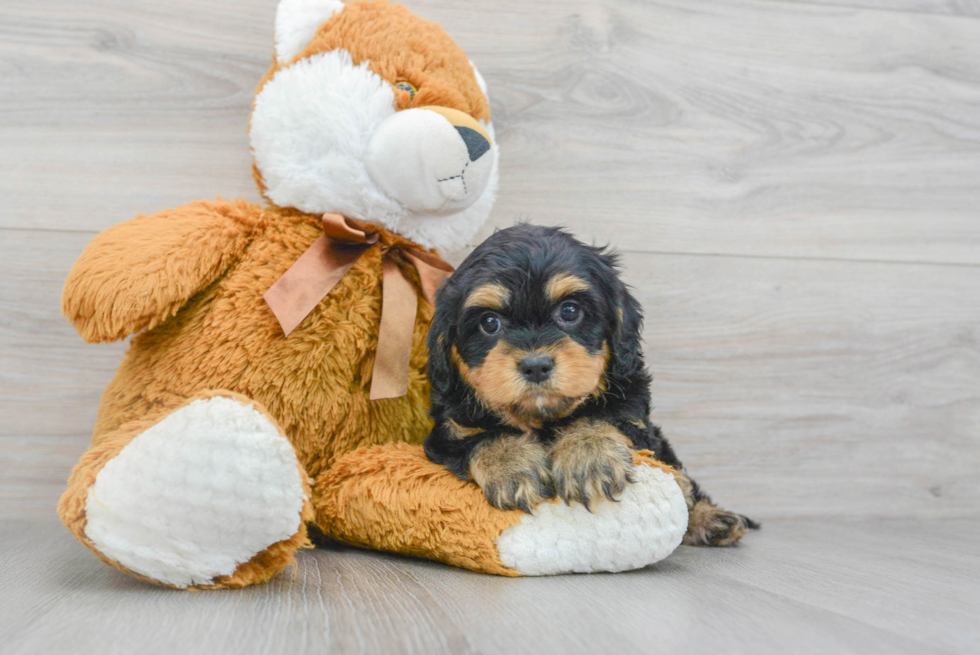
[93,220,435,480]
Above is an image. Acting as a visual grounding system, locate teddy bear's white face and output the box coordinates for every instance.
[249,0,499,254]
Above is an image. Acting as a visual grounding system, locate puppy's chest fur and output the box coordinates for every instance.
[439,394,656,456]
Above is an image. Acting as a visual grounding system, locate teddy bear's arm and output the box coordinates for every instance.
[62,199,263,343]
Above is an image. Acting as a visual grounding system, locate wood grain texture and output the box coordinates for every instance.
[472,0,980,265]
[795,0,980,18]
[0,230,124,439]
[3,0,980,264]
[1,519,978,654]
[0,436,87,521]
[624,250,980,520]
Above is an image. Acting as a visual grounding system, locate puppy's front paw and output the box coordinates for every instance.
[469,434,553,513]
[550,418,635,511]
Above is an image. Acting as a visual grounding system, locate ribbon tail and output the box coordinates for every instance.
[404,251,454,307]
[264,235,363,336]
[370,261,418,400]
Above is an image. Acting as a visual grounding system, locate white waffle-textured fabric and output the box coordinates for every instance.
[496,465,688,576]
[84,396,307,588]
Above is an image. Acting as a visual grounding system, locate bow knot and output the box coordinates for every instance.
[264,213,453,400]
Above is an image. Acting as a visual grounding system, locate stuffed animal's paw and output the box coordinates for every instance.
[81,395,309,588]
[314,444,690,577]
[496,463,688,575]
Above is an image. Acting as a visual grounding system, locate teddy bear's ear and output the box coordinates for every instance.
[274,0,346,65]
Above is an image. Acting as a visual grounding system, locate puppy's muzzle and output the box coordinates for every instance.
[518,353,554,384]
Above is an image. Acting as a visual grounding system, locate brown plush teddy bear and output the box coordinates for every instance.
[58,0,689,589]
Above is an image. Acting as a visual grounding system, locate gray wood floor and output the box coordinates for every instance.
[1,0,979,652]
[2,519,978,655]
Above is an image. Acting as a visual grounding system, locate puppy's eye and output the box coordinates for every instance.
[479,313,502,336]
[394,81,417,99]
[557,301,582,326]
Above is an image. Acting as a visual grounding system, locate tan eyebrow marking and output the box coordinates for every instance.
[463,283,510,310]
[545,273,591,301]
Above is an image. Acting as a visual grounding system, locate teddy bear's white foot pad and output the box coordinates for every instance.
[495,465,688,576]
[84,396,306,587]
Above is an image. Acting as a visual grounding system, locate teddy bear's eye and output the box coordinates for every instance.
[394,81,417,99]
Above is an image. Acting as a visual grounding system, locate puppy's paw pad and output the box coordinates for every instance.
[84,396,307,587]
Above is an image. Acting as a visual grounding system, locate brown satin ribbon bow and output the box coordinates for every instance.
[263,213,454,400]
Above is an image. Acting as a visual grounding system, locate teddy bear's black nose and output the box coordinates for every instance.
[455,126,491,162]
[518,353,554,384]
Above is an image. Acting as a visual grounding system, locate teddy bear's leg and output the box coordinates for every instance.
[312,444,689,576]
[58,391,313,589]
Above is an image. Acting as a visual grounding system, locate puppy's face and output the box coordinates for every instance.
[453,272,609,424]
[429,225,642,427]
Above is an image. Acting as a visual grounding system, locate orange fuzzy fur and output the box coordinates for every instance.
[315,443,522,576]
[67,204,436,479]
[58,201,454,588]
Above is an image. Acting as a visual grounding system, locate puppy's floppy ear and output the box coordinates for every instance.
[600,251,644,380]
[426,284,459,398]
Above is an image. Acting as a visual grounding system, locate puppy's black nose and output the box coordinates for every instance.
[518,354,554,384]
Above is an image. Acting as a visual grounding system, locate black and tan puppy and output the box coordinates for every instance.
[424,224,758,546]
